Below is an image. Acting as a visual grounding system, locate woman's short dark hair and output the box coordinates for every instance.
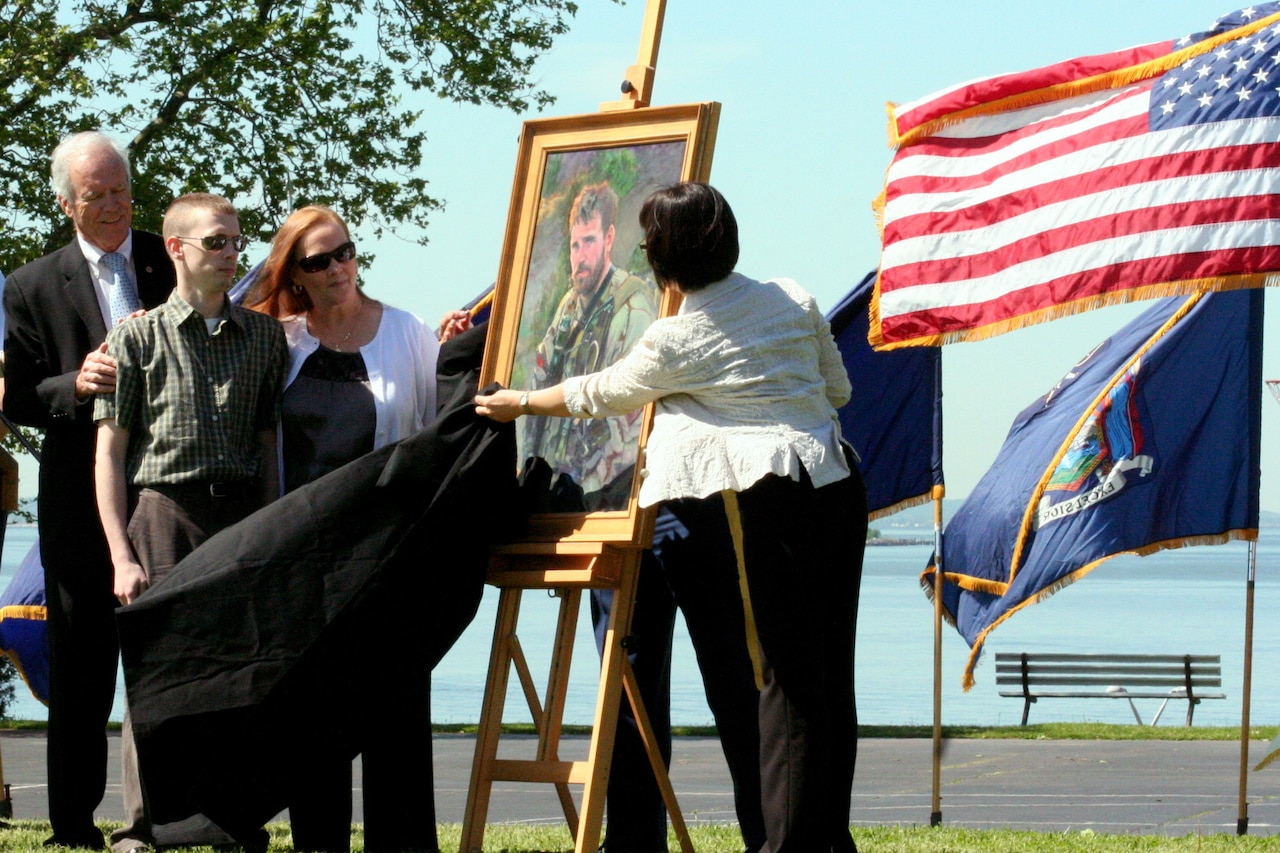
[640,182,739,291]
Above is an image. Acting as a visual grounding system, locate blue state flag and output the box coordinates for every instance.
[828,270,943,518]
[464,285,494,327]
[228,260,263,306]
[925,288,1263,688]
[0,540,50,704]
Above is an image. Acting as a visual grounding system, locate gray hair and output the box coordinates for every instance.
[49,131,131,200]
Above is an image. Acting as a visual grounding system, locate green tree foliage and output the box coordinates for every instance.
[0,0,603,271]
[0,423,38,523]
[0,656,16,720]
[523,147,642,367]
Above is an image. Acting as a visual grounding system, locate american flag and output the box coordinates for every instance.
[874,5,1280,348]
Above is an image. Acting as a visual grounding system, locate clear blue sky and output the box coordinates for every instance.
[346,1,1280,513]
[21,2,1247,514]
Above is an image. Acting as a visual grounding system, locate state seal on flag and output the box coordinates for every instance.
[1036,361,1156,529]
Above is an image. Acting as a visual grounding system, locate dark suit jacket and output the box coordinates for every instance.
[2,231,175,574]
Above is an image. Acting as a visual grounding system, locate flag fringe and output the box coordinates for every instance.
[869,274,1273,351]
[868,271,888,347]
[1255,738,1280,771]
[872,186,886,240]
[945,573,1009,596]
[0,606,51,708]
[0,605,47,622]
[918,568,959,629]
[889,11,1280,148]
[958,528,1257,690]
[869,492,931,522]
[467,288,495,317]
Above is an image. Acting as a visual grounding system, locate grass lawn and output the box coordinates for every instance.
[435,824,1280,852]
[2,722,1274,850]
[0,822,1273,852]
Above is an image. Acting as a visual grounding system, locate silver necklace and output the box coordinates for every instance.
[332,327,355,352]
[317,306,359,351]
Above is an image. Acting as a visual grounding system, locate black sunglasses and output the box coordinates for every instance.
[176,234,248,252]
[297,241,356,273]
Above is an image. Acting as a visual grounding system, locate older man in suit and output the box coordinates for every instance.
[3,131,175,850]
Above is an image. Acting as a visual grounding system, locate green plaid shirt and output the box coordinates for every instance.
[95,289,288,486]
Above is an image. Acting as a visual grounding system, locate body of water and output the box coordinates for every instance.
[3,524,1278,729]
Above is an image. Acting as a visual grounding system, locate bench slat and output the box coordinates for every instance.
[997,676,1221,688]
[988,655,1218,666]
[994,658,1220,667]
[995,667,1220,678]
[994,653,1219,663]
[998,686,1228,696]
[993,652,1224,725]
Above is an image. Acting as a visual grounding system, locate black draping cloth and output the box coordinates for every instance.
[115,323,520,831]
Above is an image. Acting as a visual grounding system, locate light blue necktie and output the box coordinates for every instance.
[102,251,141,327]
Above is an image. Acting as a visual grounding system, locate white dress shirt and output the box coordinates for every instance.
[562,272,852,508]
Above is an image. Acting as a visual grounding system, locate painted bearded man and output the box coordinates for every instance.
[528,180,658,511]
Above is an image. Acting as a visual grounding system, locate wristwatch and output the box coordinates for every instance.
[519,392,531,414]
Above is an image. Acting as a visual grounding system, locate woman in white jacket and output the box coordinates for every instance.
[477,183,868,853]
[249,204,460,853]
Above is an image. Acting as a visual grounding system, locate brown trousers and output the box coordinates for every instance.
[111,482,261,853]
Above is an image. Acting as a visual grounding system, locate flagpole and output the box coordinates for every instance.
[1239,291,1266,835]
[1237,537,1257,835]
[930,484,945,827]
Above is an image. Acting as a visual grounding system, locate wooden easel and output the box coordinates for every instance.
[459,540,691,853]
[458,7,689,850]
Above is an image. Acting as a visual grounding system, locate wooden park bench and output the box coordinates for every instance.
[995,652,1225,726]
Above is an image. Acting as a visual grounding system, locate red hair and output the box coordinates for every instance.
[246,205,351,318]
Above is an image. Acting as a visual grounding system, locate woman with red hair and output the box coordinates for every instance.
[248,205,466,852]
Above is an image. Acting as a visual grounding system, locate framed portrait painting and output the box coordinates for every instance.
[482,102,721,545]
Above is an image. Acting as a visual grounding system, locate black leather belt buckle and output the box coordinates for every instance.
[208,481,247,499]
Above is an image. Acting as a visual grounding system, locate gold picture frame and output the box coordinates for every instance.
[482,102,721,545]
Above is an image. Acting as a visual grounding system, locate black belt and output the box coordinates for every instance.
[145,480,259,501]
[208,480,256,500]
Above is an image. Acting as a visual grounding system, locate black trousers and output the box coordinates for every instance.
[733,467,866,853]
[285,676,436,853]
[590,553,675,853]
[288,566,441,853]
[41,529,118,847]
[36,434,121,848]
[593,462,866,853]
[591,506,768,853]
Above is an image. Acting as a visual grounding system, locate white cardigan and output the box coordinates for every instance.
[281,305,439,451]
[562,273,851,508]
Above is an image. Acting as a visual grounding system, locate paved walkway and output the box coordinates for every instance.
[1,731,1277,837]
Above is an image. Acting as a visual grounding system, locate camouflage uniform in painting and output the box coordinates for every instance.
[528,265,658,510]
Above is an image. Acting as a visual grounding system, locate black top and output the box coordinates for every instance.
[281,346,376,493]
